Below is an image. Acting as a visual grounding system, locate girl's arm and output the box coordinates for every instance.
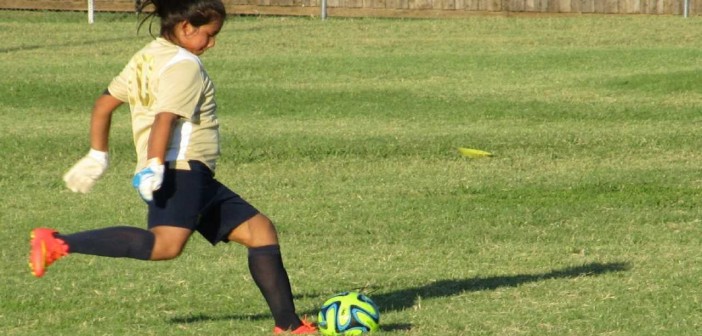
[63,92,123,194]
[89,93,123,152]
[147,112,179,163]
[132,111,179,202]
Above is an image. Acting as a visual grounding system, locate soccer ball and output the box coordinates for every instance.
[317,291,380,335]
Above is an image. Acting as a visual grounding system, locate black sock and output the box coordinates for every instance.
[56,226,155,260]
[248,244,301,330]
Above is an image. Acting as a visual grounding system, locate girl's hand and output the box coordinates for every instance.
[63,149,109,193]
[132,158,165,202]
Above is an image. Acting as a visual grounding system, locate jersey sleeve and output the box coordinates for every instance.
[107,62,131,103]
[152,60,203,120]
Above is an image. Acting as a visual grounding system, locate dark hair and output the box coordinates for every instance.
[138,0,227,40]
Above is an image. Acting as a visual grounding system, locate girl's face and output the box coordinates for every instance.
[175,19,222,55]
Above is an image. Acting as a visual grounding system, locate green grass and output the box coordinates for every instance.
[2,10,702,335]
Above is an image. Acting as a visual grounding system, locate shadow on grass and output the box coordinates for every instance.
[169,261,630,326]
[372,261,630,312]
[0,36,137,53]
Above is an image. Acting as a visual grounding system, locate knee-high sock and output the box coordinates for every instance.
[248,244,301,330]
[56,226,155,260]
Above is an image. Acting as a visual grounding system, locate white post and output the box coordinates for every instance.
[321,0,327,20]
[87,0,95,24]
[684,0,690,17]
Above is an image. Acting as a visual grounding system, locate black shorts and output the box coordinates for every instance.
[147,161,259,245]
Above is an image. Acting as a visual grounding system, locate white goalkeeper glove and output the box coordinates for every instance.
[63,149,109,193]
[132,158,165,202]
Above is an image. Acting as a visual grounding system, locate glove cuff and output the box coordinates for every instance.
[88,148,109,167]
[146,158,165,174]
[146,157,164,167]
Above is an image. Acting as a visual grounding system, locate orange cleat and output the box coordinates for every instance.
[273,318,317,334]
[29,228,68,278]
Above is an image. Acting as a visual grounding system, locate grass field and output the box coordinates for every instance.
[1,10,702,335]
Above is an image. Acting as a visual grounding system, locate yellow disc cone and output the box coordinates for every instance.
[458,147,493,158]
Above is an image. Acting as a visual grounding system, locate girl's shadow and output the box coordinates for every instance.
[371,261,630,312]
[169,261,630,329]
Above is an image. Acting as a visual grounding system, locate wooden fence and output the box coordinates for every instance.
[0,0,697,17]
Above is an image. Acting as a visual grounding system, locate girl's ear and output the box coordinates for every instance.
[179,21,197,37]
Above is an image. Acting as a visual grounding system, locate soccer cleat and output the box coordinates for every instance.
[29,228,69,278]
[273,318,317,334]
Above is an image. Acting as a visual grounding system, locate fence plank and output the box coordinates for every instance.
[578,0,595,12]
[487,0,503,10]
[558,0,572,11]
[509,0,525,11]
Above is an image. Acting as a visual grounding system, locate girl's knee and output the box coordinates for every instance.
[150,234,185,260]
[150,243,184,260]
[149,226,191,260]
[228,214,279,247]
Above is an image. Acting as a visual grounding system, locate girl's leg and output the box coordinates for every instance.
[228,214,304,331]
[30,225,191,277]
[227,213,278,247]
[56,225,191,260]
[149,226,193,260]
[55,226,155,260]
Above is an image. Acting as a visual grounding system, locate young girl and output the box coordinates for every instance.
[29,1,316,334]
